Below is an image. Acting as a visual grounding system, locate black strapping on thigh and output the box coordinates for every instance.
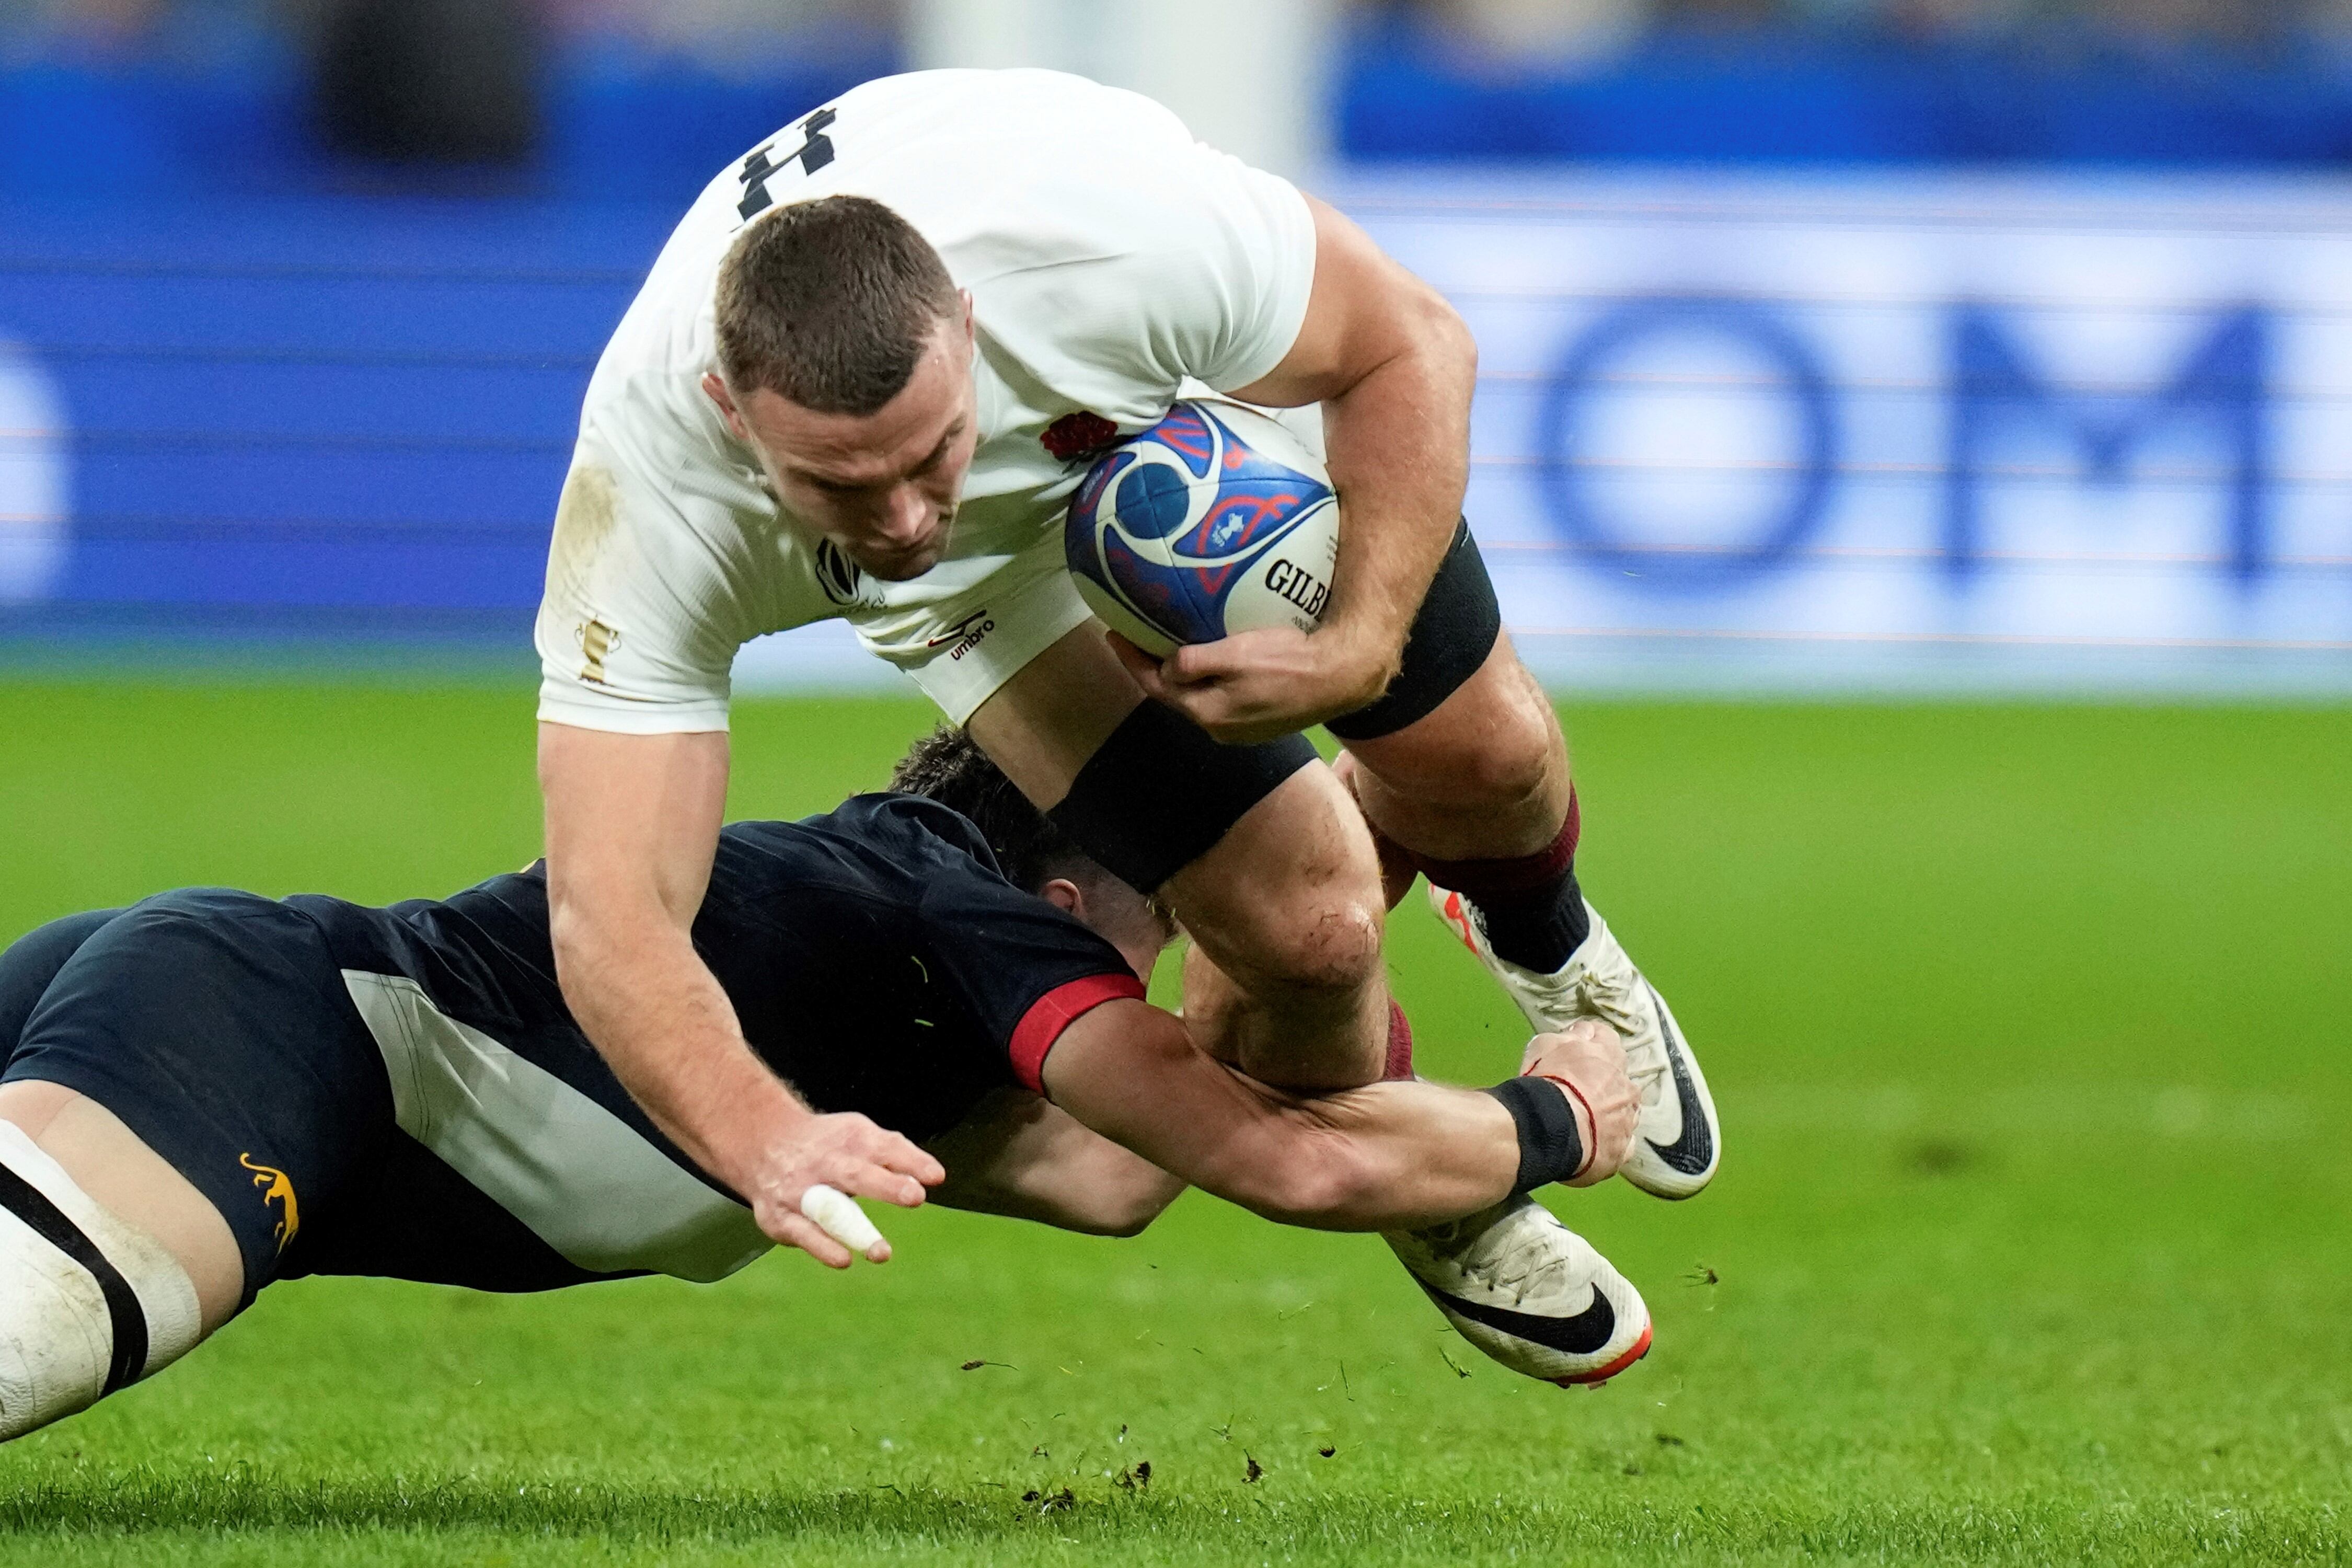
[1324,520,1503,743]
[0,1160,146,1392]
[1048,702,1318,894]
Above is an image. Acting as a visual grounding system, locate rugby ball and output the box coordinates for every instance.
[1064,400,1340,656]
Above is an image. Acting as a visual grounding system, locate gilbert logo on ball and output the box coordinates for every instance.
[1064,401,1341,656]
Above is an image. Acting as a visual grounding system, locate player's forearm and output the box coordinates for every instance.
[550,903,809,1188]
[1046,1001,1516,1231]
[1211,1079,1519,1231]
[923,1089,1184,1238]
[1316,296,1476,692]
[537,723,790,1188]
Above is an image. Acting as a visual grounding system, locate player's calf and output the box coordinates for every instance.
[1331,569,1597,979]
[1329,585,1723,1198]
[0,1119,203,1443]
[1393,730,1719,1199]
[1341,650,1567,856]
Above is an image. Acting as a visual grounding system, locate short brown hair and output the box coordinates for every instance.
[713,195,960,417]
[890,725,1086,895]
[893,727,1176,946]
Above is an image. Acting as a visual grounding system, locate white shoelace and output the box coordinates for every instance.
[1415,1209,1581,1309]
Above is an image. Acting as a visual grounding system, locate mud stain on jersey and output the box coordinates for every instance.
[548,464,619,609]
[549,465,624,682]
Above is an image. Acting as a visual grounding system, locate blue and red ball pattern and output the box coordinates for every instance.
[1064,402,1334,648]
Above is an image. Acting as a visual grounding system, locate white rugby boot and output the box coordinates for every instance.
[1432,886,1720,1199]
[1384,1195,1651,1387]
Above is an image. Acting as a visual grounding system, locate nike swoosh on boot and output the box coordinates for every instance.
[1416,1281,1616,1357]
[1642,982,1714,1179]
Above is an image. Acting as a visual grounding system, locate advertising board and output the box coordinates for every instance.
[2,170,2346,694]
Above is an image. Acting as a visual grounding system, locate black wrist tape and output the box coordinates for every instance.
[1483,1076,1585,1195]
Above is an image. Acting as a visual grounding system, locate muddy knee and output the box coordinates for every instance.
[1169,758,1388,992]
[1220,878,1386,998]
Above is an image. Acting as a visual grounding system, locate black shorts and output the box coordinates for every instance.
[0,892,612,1306]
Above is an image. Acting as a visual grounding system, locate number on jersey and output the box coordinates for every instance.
[737,108,838,221]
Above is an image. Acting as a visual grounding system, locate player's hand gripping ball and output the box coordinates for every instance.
[1064,400,1342,655]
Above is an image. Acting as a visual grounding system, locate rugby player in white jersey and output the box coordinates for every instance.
[532,69,1719,1270]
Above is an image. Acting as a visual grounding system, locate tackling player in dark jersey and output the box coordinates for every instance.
[0,738,1645,1444]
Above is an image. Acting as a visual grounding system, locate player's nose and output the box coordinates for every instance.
[873,486,940,547]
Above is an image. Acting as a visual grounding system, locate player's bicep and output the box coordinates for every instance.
[1227,194,1463,410]
[537,723,729,932]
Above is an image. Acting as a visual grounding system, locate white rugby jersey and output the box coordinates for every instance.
[536,68,1318,733]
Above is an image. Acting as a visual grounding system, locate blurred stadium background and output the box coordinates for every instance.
[0,5,2345,1564]
[1,0,2348,691]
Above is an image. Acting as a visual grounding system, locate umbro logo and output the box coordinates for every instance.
[926,608,995,661]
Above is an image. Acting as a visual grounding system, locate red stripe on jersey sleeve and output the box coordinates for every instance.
[1008,973,1148,1096]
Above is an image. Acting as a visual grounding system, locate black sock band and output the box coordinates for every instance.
[1325,521,1501,742]
[1474,866,1591,974]
[1483,1077,1585,1195]
[0,1159,147,1393]
[1413,795,1589,973]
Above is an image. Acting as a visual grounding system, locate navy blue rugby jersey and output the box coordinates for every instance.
[0,795,1144,1293]
[294,793,1143,1139]
[270,794,1143,1282]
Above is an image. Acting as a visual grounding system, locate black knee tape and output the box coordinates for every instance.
[1483,1076,1585,1195]
[1325,521,1503,742]
[1049,702,1318,894]
[0,1160,147,1393]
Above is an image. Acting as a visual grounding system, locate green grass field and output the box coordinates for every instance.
[0,681,2345,1565]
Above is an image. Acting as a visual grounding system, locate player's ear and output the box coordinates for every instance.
[701,372,749,438]
[1038,878,1085,917]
